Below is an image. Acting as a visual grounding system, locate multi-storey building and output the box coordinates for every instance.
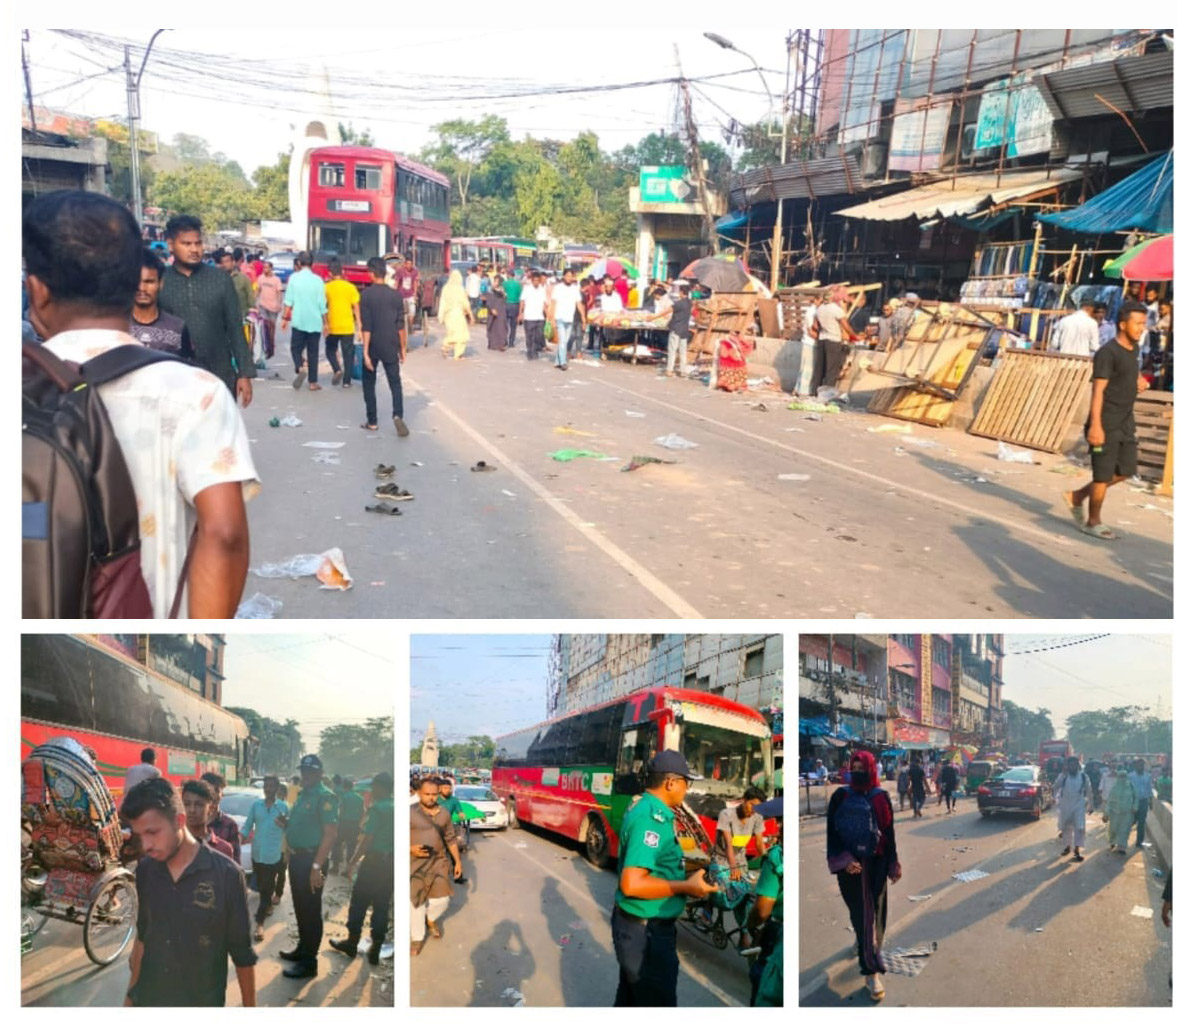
[87,634,227,703]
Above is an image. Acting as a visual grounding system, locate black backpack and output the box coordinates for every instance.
[22,342,189,618]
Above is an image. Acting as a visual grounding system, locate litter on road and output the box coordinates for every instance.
[868,423,912,434]
[952,869,990,882]
[778,473,811,481]
[788,399,840,414]
[235,593,283,619]
[996,441,1038,464]
[624,410,646,418]
[312,452,341,465]
[501,988,525,1007]
[1131,906,1154,919]
[278,413,303,427]
[471,460,496,472]
[621,455,676,473]
[654,433,698,449]
[907,894,933,902]
[549,449,609,462]
[250,548,354,590]
[302,440,347,449]
[501,489,517,498]
[553,426,597,436]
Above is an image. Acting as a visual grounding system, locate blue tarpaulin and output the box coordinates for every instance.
[1037,154,1173,235]
[799,715,860,740]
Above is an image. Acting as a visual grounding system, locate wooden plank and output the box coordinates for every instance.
[969,348,1092,452]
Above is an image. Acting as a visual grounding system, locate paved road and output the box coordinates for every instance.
[409,820,757,1007]
[799,793,1172,1006]
[240,324,1172,618]
[22,867,392,1007]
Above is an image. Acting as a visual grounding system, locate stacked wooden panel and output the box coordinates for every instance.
[968,348,1091,452]
[1135,390,1173,479]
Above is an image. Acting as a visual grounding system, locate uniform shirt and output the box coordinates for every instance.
[43,329,260,618]
[129,310,193,358]
[338,788,365,826]
[324,278,361,335]
[614,791,686,920]
[363,797,394,853]
[283,268,329,333]
[208,812,243,865]
[241,797,290,866]
[359,282,406,359]
[159,261,255,392]
[755,843,783,922]
[286,781,339,850]
[123,762,161,794]
[130,842,256,1007]
[521,283,548,321]
[1091,339,1140,436]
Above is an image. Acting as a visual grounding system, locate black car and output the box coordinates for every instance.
[977,764,1054,820]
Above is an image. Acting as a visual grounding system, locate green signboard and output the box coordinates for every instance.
[639,166,693,204]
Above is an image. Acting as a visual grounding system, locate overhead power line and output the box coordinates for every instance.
[1006,634,1112,655]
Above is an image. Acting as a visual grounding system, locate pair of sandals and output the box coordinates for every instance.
[1062,492,1119,539]
[367,469,413,515]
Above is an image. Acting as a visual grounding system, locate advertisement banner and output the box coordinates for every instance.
[973,74,1054,158]
[889,96,954,172]
[639,166,692,203]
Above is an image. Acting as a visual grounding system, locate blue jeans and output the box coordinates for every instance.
[554,320,573,366]
[1134,797,1150,846]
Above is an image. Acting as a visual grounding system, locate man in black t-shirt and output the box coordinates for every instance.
[358,256,409,437]
[129,249,193,358]
[1063,300,1150,539]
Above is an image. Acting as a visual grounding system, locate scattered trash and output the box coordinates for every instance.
[803,413,823,422]
[952,845,973,853]
[302,440,346,449]
[1048,464,1084,476]
[624,410,646,418]
[868,424,912,434]
[654,433,698,450]
[907,894,933,902]
[500,987,525,1007]
[277,413,303,427]
[312,451,341,465]
[370,581,386,587]
[411,461,425,467]
[549,449,609,462]
[235,593,283,619]
[996,441,1037,464]
[952,869,989,883]
[471,461,497,472]
[621,455,676,473]
[778,473,811,481]
[501,489,517,498]
[1033,927,1044,933]
[513,843,528,849]
[783,427,806,433]
[903,436,943,450]
[1131,905,1154,919]
[567,920,586,931]
[268,417,280,428]
[751,402,769,411]
[559,934,572,946]
[1129,503,1173,518]
[884,942,937,977]
[335,424,351,430]
[554,425,597,436]
[365,502,402,516]
[748,376,774,390]
[250,549,353,590]
[894,446,908,457]
[788,400,840,414]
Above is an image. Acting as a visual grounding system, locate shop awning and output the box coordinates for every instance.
[811,735,849,749]
[834,167,1084,223]
[1036,153,1173,234]
[1034,50,1173,121]
[730,150,865,207]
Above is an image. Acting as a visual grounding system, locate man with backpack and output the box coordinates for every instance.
[826,750,901,1003]
[1053,755,1094,862]
[22,190,259,618]
[937,759,959,814]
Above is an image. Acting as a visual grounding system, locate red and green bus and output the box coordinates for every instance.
[21,635,252,800]
[492,687,774,867]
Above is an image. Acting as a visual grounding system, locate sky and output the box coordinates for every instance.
[410,634,553,747]
[22,24,795,176]
[221,633,394,755]
[1001,634,1171,736]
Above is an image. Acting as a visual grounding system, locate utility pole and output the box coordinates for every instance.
[22,30,37,134]
[770,32,794,291]
[676,47,718,255]
[125,29,167,228]
[827,633,838,738]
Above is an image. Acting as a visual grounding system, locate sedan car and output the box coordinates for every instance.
[454,784,509,830]
[977,765,1054,820]
[219,786,265,875]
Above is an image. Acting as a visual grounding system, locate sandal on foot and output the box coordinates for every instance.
[293,370,307,389]
[393,416,410,437]
[360,422,379,431]
[1081,523,1118,540]
[471,460,496,472]
[365,502,402,515]
[1061,491,1085,526]
[308,383,322,391]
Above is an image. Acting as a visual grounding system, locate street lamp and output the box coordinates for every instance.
[124,29,168,229]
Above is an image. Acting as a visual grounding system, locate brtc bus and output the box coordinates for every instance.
[306,145,451,286]
[492,686,773,867]
[21,635,252,800]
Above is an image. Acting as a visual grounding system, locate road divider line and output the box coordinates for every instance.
[496,833,742,1007]
[405,375,704,618]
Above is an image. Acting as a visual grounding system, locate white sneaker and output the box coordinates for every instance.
[867,973,885,1001]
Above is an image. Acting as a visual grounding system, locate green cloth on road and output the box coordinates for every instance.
[285,781,339,849]
[614,791,687,920]
[158,261,255,392]
[550,449,609,462]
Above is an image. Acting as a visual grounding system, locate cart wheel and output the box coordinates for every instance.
[84,869,137,966]
[712,926,729,950]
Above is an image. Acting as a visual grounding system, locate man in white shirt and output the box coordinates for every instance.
[548,268,585,371]
[595,276,625,359]
[465,267,482,318]
[124,747,162,794]
[1052,299,1101,357]
[23,190,260,618]
[519,270,549,361]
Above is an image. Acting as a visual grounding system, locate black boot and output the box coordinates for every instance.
[367,939,383,965]
[329,934,359,958]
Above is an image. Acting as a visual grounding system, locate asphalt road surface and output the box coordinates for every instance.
[409,820,758,1007]
[21,867,392,1007]
[240,324,1172,618]
[799,792,1172,1006]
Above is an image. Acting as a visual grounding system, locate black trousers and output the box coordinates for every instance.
[836,855,890,976]
[253,860,284,924]
[524,320,545,359]
[288,850,325,963]
[326,333,354,382]
[346,851,393,941]
[363,352,403,424]
[611,908,679,1007]
[330,821,360,873]
[290,328,322,383]
[809,338,846,394]
[507,311,519,349]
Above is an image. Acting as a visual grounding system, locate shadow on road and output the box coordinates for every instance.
[467,919,536,1007]
[541,875,615,1007]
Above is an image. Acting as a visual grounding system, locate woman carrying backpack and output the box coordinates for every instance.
[826,750,901,1003]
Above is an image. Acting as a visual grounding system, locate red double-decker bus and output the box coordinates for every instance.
[306,145,450,286]
[492,687,774,867]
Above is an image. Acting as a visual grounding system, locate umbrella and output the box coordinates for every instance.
[1103,234,1173,281]
[451,801,486,822]
[681,255,750,292]
[580,256,639,280]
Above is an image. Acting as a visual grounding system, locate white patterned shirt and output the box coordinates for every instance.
[44,329,261,617]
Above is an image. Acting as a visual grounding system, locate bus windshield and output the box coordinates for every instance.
[679,716,771,797]
[310,220,385,265]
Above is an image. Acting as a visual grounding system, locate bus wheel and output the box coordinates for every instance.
[507,800,519,830]
[584,815,610,868]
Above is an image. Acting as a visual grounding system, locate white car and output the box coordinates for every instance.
[454,785,509,830]
[219,786,265,877]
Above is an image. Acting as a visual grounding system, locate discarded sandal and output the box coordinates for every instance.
[374,464,396,478]
[375,484,414,501]
[365,502,402,515]
[471,460,496,472]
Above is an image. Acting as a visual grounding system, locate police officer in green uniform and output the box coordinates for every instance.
[331,771,395,964]
[745,797,783,1007]
[277,754,338,978]
[329,777,365,875]
[612,750,720,1006]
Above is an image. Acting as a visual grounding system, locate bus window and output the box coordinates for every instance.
[415,241,443,275]
[318,163,346,187]
[355,164,382,190]
[449,243,461,264]
[614,723,657,796]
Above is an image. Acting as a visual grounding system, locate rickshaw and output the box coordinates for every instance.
[21,738,138,965]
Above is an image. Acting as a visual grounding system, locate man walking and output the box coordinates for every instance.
[202,772,243,865]
[181,779,235,861]
[159,214,255,405]
[396,256,419,329]
[331,771,395,964]
[808,286,854,396]
[548,268,584,371]
[907,754,928,819]
[503,269,522,349]
[280,252,329,391]
[1053,756,1093,861]
[359,256,409,437]
[1063,300,1150,538]
[130,250,193,357]
[1129,758,1154,848]
[323,259,361,387]
[937,759,959,814]
[519,270,549,360]
[277,754,338,978]
[120,778,256,1006]
[410,777,462,957]
[217,248,254,320]
[330,777,365,875]
[242,776,289,940]
[465,265,482,317]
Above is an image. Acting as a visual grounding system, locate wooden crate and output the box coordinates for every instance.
[968,348,1092,452]
[1135,390,1173,478]
[868,337,984,426]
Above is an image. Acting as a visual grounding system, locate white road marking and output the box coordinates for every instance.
[496,832,743,1007]
[404,375,703,618]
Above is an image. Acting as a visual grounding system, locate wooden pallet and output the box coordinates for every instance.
[1135,390,1173,479]
[968,348,1092,453]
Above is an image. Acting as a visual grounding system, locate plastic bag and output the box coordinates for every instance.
[544,320,556,342]
[250,548,354,590]
[653,433,698,450]
[235,593,284,619]
[996,441,1037,464]
[549,449,609,462]
[278,413,303,427]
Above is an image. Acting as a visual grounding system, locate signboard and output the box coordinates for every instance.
[331,199,371,213]
[639,166,692,204]
[893,720,931,744]
[974,75,1054,158]
[541,768,559,786]
[168,751,196,776]
[889,96,954,172]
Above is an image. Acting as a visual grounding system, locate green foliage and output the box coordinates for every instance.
[150,161,257,231]
[409,735,495,769]
[1066,706,1172,759]
[172,132,216,165]
[1002,699,1056,759]
[250,152,291,220]
[89,118,155,207]
[338,122,375,146]
[226,707,304,781]
[320,717,395,779]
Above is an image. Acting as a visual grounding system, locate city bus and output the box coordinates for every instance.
[492,687,774,867]
[1038,739,1073,782]
[538,243,601,275]
[21,636,252,799]
[306,145,451,286]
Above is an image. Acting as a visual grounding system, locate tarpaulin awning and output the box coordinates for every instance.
[811,735,849,749]
[1037,153,1173,235]
[834,167,1084,223]
[715,211,750,232]
[800,715,860,740]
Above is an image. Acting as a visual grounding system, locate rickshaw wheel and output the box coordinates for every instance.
[84,869,137,966]
[712,926,729,950]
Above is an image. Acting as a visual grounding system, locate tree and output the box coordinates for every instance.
[1002,700,1055,759]
[250,151,291,220]
[409,735,495,769]
[150,161,257,230]
[89,118,155,208]
[338,121,375,147]
[172,132,216,165]
[226,708,304,780]
[319,717,394,779]
[420,115,511,213]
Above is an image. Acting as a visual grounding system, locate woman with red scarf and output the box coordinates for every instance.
[826,749,901,1002]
